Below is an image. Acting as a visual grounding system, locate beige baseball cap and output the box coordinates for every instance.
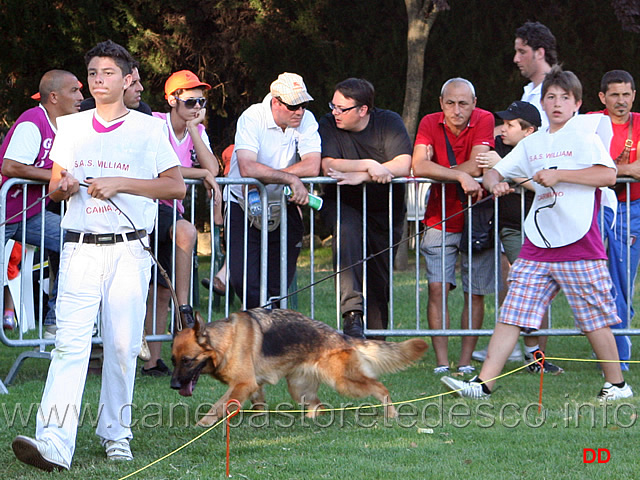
[270,72,313,105]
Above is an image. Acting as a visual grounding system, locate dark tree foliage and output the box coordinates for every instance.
[1,0,639,151]
[612,0,640,32]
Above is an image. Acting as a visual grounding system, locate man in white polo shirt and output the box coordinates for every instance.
[225,72,321,308]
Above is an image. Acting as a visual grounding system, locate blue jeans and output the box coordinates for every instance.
[4,210,61,325]
[602,199,640,370]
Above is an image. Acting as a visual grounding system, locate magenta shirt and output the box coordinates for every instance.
[519,189,607,262]
[153,112,207,214]
[0,106,55,223]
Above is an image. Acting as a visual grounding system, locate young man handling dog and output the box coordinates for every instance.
[11,40,184,471]
[441,66,632,401]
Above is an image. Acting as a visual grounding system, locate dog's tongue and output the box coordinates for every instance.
[179,381,194,397]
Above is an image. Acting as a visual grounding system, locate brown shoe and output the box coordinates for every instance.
[212,276,226,296]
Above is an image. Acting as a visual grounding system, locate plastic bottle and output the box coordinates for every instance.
[247,188,262,215]
[283,186,323,210]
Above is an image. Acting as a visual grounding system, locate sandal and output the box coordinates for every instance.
[138,334,151,362]
[104,439,133,461]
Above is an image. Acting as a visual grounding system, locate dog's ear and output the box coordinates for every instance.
[194,311,207,337]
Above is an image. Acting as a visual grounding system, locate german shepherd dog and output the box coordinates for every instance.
[171,308,428,426]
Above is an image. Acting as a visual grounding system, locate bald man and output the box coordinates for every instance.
[0,69,83,333]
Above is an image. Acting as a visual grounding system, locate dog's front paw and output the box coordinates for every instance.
[196,414,220,427]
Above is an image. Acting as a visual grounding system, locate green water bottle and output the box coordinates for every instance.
[283,186,323,210]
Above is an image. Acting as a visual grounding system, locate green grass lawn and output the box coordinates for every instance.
[1,247,640,479]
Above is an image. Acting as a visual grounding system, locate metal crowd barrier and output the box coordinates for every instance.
[1,176,640,393]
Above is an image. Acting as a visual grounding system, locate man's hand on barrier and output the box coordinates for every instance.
[286,177,309,205]
[618,160,640,180]
[458,172,483,200]
[367,162,394,183]
[202,170,221,203]
[327,168,369,186]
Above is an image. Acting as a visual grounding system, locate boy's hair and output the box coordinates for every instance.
[517,118,538,132]
[335,78,375,109]
[515,21,557,67]
[84,40,133,76]
[542,65,582,102]
[600,70,636,93]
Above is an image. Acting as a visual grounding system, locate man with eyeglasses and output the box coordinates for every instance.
[141,70,221,376]
[318,78,412,339]
[225,72,321,308]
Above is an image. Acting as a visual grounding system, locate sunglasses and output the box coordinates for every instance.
[277,97,309,111]
[174,96,207,109]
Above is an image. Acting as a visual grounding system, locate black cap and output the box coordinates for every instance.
[496,100,542,128]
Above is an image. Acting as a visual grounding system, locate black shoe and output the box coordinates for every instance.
[524,349,564,375]
[342,311,365,339]
[141,359,172,377]
[179,304,195,328]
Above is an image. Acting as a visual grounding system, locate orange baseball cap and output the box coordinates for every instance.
[31,80,83,101]
[164,70,211,99]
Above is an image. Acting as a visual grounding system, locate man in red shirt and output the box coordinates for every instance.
[597,70,640,371]
[412,77,495,375]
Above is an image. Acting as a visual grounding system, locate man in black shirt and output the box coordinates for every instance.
[319,78,412,338]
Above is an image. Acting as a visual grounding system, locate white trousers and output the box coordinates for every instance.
[36,238,152,466]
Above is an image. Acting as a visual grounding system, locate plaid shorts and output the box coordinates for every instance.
[500,258,620,332]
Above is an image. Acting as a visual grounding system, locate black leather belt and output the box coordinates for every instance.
[65,230,147,245]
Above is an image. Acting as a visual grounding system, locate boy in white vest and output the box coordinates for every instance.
[442,66,632,402]
[11,40,184,471]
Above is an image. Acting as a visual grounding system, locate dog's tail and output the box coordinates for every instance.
[354,339,428,377]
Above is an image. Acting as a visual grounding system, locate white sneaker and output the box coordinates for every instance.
[43,325,57,340]
[441,376,490,399]
[104,439,133,461]
[12,435,70,472]
[457,365,476,374]
[597,382,633,402]
[471,347,488,362]
[433,365,450,374]
[472,343,523,362]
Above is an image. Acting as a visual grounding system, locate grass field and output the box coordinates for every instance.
[1,247,640,479]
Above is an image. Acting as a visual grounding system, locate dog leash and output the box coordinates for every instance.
[263,176,535,308]
[77,181,189,332]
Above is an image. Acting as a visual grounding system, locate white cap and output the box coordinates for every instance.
[270,72,313,105]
